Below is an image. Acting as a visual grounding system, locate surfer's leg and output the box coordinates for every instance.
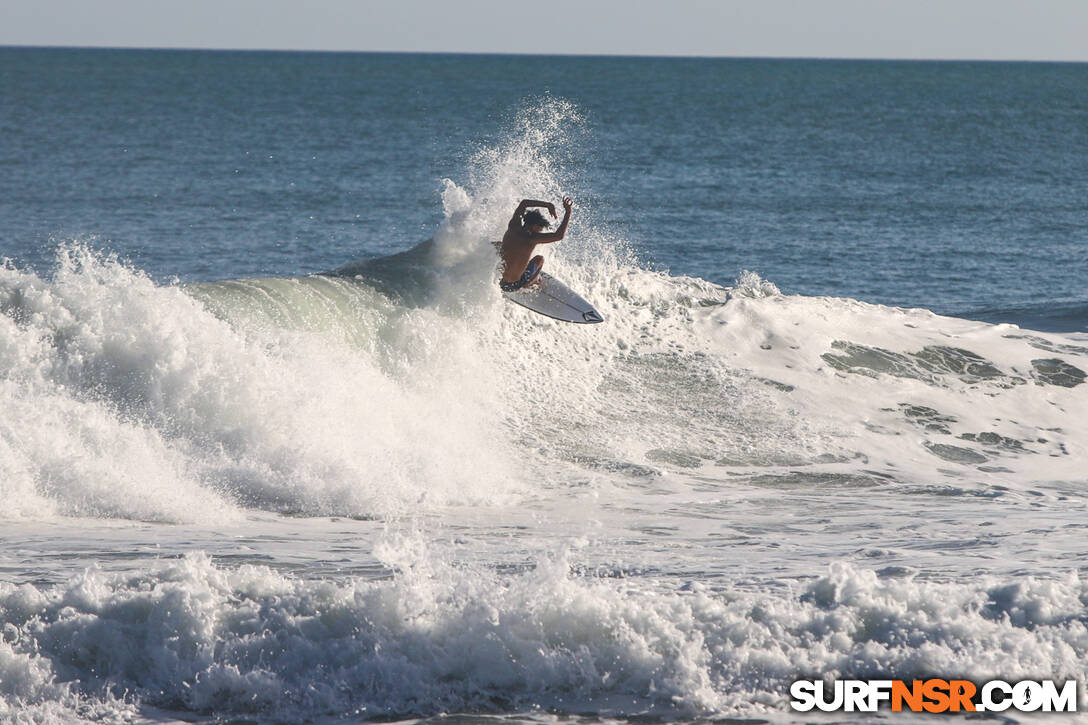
[525,255,544,286]
[501,256,545,292]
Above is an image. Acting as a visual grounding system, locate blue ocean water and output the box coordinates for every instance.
[1,48,1087,723]
[3,48,1086,324]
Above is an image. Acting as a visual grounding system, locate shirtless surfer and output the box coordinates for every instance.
[498,197,572,291]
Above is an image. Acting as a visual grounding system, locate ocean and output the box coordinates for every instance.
[1,47,1086,723]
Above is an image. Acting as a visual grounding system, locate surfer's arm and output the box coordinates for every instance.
[509,199,557,228]
[531,198,572,243]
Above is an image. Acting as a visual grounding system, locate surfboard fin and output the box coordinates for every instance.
[583,310,604,323]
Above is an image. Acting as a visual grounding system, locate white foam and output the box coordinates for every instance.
[0,246,524,523]
[3,228,1085,526]
[1,552,1085,721]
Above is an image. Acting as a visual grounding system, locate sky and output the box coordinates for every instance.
[1,0,1087,62]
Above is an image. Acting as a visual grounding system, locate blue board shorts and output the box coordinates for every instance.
[499,257,542,292]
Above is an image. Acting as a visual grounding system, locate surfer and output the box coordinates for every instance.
[498,197,572,291]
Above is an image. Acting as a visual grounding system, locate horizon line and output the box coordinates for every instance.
[2,43,1087,65]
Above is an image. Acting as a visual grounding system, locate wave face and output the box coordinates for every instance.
[2,99,1087,721]
[960,299,1088,334]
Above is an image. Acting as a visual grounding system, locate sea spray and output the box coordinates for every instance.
[430,97,631,310]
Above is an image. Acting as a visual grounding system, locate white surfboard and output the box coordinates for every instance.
[502,272,604,324]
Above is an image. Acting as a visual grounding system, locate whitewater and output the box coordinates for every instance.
[3,93,1088,723]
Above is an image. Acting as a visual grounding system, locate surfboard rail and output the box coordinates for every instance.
[501,273,604,324]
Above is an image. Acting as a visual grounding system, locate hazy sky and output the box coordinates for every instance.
[2,0,1087,61]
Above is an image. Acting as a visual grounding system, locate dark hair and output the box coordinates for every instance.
[523,210,549,229]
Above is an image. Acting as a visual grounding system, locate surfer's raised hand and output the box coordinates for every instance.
[562,197,573,212]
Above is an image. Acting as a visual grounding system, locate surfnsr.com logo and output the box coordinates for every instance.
[790,679,1079,713]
